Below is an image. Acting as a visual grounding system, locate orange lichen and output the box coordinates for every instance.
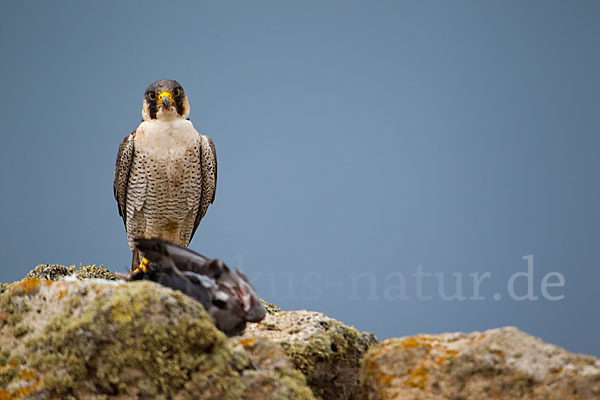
[11,279,51,296]
[237,338,257,348]
[406,366,429,389]
[18,369,35,380]
[409,366,428,377]
[0,379,42,400]
[364,351,397,399]
[401,338,421,348]
[371,346,388,360]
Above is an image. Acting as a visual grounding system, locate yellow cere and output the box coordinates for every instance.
[158,91,175,104]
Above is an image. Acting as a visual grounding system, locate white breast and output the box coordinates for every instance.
[126,118,203,248]
[135,119,200,159]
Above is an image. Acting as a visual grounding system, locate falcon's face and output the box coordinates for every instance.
[142,79,190,121]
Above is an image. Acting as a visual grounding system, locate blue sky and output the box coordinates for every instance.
[1,1,599,356]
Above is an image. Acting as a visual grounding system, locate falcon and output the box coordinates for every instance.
[114,80,217,270]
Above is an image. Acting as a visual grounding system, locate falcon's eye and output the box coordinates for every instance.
[173,88,181,97]
[148,91,156,100]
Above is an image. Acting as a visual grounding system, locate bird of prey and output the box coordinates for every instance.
[130,238,266,336]
[114,80,217,270]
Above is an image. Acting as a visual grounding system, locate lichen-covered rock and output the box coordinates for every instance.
[359,327,600,400]
[234,337,316,399]
[25,264,116,281]
[261,300,281,315]
[242,310,378,400]
[0,277,314,400]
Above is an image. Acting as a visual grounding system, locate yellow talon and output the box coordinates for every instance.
[140,257,149,273]
[131,257,149,275]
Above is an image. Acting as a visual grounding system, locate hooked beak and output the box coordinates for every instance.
[158,91,174,109]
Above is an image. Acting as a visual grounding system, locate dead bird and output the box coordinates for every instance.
[129,238,265,336]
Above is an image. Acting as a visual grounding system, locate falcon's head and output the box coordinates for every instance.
[142,79,190,121]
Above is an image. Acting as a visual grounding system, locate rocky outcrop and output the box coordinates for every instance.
[0,274,314,399]
[1,266,599,400]
[239,310,378,399]
[359,327,600,400]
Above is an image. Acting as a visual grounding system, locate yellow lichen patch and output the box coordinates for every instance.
[111,306,133,323]
[106,285,150,323]
[57,289,67,300]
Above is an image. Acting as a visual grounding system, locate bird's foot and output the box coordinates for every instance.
[132,257,150,275]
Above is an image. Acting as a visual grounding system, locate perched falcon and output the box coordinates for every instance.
[114,80,217,270]
[130,238,266,336]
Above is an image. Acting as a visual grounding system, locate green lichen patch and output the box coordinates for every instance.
[0,278,318,399]
[22,280,242,398]
[283,319,377,399]
[242,310,377,399]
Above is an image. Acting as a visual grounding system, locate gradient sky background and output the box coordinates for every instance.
[1,1,599,356]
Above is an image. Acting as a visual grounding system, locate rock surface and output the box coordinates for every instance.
[0,274,314,399]
[359,327,600,400]
[239,310,378,399]
[1,266,599,400]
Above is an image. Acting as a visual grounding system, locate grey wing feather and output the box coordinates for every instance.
[113,132,135,226]
[191,135,217,238]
